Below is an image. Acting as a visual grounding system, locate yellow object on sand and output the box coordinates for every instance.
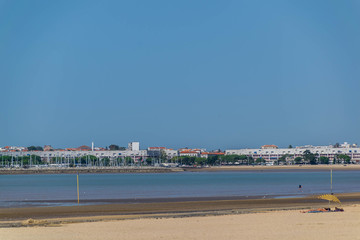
[318,194,341,204]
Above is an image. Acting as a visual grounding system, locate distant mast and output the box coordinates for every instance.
[91,142,94,151]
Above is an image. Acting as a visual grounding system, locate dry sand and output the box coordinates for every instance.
[1,204,359,240]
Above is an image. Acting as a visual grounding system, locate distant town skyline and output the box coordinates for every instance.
[1,141,359,166]
[0,141,356,152]
[2,1,360,149]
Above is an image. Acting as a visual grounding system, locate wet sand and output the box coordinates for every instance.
[1,203,359,240]
[1,192,359,225]
[1,192,359,240]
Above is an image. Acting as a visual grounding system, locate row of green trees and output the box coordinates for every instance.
[27,146,44,151]
[289,150,352,165]
[166,151,354,166]
[165,155,257,166]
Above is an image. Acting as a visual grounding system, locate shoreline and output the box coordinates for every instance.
[1,164,360,175]
[0,194,311,209]
[1,192,359,226]
[0,167,183,175]
[184,164,360,172]
[2,204,359,240]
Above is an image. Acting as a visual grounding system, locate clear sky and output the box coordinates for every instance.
[1,0,360,150]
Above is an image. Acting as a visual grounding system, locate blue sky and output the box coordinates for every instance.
[1,0,360,150]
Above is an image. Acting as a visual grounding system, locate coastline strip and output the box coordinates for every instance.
[1,192,359,226]
[1,165,360,175]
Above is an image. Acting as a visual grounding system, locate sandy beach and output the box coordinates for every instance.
[1,203,359,240]
[0,193,360,239]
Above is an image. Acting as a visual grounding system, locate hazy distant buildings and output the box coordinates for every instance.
[2,141,360,165]
[43,145,54,151]
[65,145,92,151]
[226,142,360,163]
[178,149,203,157]
[147,147,178,159]
[0,146,26,152]
[200,152,225,158]
[128,142,140,151]
[261,145,278,149]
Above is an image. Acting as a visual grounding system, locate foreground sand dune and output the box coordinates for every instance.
[1,204,360,240]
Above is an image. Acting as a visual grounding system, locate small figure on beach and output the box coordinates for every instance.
[298,185,302,191]
[335,207,344,212]
[301,208,330,213]
[301,207,344,213]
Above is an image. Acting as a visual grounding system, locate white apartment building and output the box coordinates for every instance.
[147,147,178,159]
[128,142,140,151]
[225,143,360,163]
[0,146,27,152]
[1,150,148,162]
[178,149,203,157]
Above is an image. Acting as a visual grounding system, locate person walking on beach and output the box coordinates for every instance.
[298,185,302,192]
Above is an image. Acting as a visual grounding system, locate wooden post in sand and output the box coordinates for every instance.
[329,169,333,208]
[330,169,333,194]
[77,172,80,205]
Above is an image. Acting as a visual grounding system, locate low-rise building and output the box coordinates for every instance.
[44,145,54,151]
[261,145,278,149]
[200,152,225,158]
[178,148,203,157]
[147,147,178,159]
[179,151,199,157]
[128,142,140,151]
[0,146,27,152]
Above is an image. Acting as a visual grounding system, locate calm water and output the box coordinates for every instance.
[0,170,359,208]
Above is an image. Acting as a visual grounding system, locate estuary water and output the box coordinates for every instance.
[0,170,359,208]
